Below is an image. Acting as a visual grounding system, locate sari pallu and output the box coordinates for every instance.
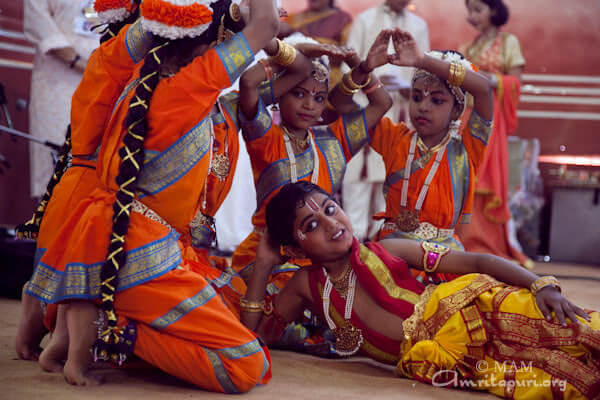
[27,31,272,392]
[398,273,600,399]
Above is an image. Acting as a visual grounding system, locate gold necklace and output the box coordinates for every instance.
[330,264,352,299]
[281,125,309,150]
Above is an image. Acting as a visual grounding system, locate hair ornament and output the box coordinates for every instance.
[140,0,216,40]
[94,0,138,24]
[311,59,330,83]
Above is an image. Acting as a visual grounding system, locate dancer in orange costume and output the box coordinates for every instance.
[22,0,280,390]
[15,0,145,362]
[457,0,531,267]
[232,30,395,296]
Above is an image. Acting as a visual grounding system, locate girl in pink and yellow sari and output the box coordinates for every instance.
[457,0,531,267]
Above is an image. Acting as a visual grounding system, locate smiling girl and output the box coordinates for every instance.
[242,181,600,399]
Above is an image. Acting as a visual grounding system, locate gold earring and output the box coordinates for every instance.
[230,3,242,22]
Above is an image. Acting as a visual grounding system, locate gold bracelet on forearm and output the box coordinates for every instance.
[530,276,561,295]
[240,297,265,313]
[338,79,359,96]
[343,67,372,91]
[271,38,297,66]
[448,61,466,87]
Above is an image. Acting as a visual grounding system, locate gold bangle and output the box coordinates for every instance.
[240,298,265,313]
[421,241,450,273]
[339,79,359,96]
[272,38,297,66]
[343,68,372,90]
[448,61,466,87]
[530,276,561,295]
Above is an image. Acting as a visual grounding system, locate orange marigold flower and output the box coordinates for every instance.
[142,0,213,28]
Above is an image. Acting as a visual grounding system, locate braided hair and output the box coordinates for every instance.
[99,0,142,44]
[15,127,72,240]
[15,1,143,240]
[95,0,243,363]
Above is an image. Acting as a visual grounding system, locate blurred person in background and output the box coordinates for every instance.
[457,0,532,268]
[278,0,353,83]
[24,0,99,200]
[342,0,430,241]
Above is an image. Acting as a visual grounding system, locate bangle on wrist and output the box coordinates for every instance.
[240,297,266,313]
[448,61,466,87]
[421,241,450,273]
[344,67,371,90]
[339,79,359,96]
[530,276,561,296]
[70,54,81,69]
[271,38,297,66]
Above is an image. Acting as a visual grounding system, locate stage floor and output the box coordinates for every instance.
[1,261,599,400]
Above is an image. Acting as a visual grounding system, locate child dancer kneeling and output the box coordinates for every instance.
[242,181,600,400]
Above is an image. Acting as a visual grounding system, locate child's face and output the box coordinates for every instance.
[409,77,458,140]
[279,78,328,130]
[292,192,353,262]
[466,0,494,32]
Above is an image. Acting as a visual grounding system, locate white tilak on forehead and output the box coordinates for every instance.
[306,197,320,212]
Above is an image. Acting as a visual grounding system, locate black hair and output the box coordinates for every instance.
[265,181,332,248]
[99,0,143,44]
[95,0,243,362]
[468,0,509,26]
[15,126,72,240]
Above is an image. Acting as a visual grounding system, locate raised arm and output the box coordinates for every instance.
[380,238,591,327]
[241,0,280,54]
[390,29,493,121]
[241,234,310,344]
[328,30,393,129]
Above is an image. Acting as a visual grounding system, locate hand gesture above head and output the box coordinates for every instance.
[363,29,393,72]
[389,28,423,68]
[294,43,356,64]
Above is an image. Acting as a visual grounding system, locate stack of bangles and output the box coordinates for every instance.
[448,61,466,87]
[340,66,375,96]
[270,38,297,67]
[530,276,561,295]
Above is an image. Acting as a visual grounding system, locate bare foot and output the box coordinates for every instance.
[39,307,68,373]
[63,359,102,386]
[15,284,48,360]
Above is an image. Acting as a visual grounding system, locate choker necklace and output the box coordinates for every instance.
[329,264,352,299]
[282,125,309,150]
[322,267,363,356]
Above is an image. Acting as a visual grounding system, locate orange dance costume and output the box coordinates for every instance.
[371,110,491,283]
[33,20,153,329]
[26,19,271,393]
[300,239,600,399]
[231,100,371,294]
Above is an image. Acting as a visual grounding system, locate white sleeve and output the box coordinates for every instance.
[24,0,71,54]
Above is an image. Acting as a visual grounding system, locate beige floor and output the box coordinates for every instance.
[1,262,599,400]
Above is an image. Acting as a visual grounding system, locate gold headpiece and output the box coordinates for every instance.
[311,59,329,83]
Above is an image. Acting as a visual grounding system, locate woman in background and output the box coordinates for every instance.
[457,0,531,268]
